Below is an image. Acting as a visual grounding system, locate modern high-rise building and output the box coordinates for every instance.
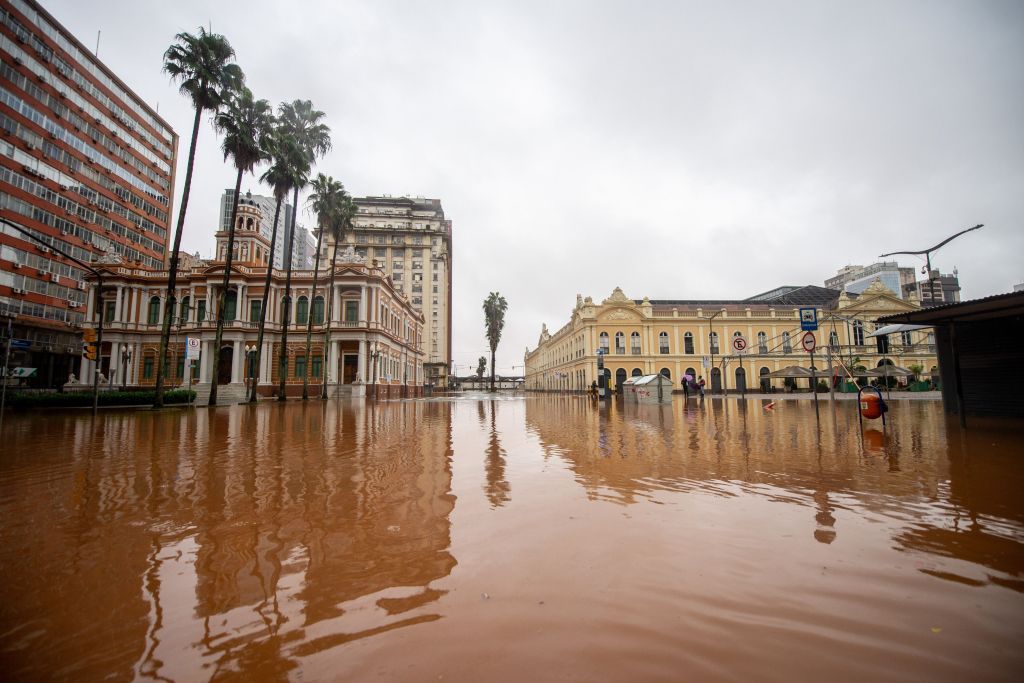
[294,223,315,270]
[219,189,293,269]
[0,0,177,388]
[901,269,962,307]
[344,195,452,386]
[825,262,916,299]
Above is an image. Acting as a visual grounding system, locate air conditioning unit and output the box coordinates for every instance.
[12,288,25,294]
[69,302,80,308]
[66,346,75,354]
[60,229,70,235]
[59,184,68,191]
[39,246,50,253]
[37,268,46,275]
[12,263,21,269]
[26,142,36,151]
[77,282,85,290]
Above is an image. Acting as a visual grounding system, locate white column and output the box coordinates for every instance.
[359,339,368,382]
[238,284,246,322]
[231,340,243,383]
[85,285,96,320]
[109,341,120,385]
[199,340,212,383]
[329,340,339,384]
[262,339,273,384]
[113,286,123,322]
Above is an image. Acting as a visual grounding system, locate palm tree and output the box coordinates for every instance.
[207,88,274,406]
[157,28,244,408]
[483,292,508,391]
[321,191,357,399]
[302,173,344,400]
[248,136,306,403]
[276,100,331,401]
[476,356,487,381]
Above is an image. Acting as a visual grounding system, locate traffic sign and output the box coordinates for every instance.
[186,337,201,360]
[9,339,30,350]
[702,356,711,369]
[799,307,818,331]
[732,335,747,353]
[801,332,816,353]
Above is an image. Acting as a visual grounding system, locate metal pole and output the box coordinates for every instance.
[811,347,819,422]
[826,345,835,401]
[92,272,105,418]
[0,317,12,433]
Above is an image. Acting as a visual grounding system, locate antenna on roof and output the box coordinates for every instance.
[95,30,100,58]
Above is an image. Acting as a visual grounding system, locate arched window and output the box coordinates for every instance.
[782,331,792,353]
[615,368,627,388]
[224,290,237,321]
[312,296,325,324]
[630,331,641,354]
[709,331,719,353]
[759,366,771,392]
[599,332,609,353]
[757,331,767,352]
[147,296,160,325]
[660,367,671,379]
[659,331,670,354]
[683,332,694,354]
[852,320,864,346]
[829,331,839,349]
[297,296,309,324]
[686,367,697,381]
[631,368,642,377]
[614,332,625,354]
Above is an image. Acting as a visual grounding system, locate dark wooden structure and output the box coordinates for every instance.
[878,291,1024,424]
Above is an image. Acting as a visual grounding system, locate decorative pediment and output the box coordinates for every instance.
[598,308,641,322]
[336,245,366,264]
[602,287,632,305]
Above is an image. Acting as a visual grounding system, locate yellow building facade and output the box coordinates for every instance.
[525,282,938,393]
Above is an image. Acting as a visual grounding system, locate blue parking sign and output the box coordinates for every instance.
[799,307,818,331]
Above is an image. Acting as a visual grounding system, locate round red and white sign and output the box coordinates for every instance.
[732,336,747,352]
[801,332,816,353]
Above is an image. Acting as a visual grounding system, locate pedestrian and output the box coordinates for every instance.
[682,377,689,399]
[698,375,706,398]
[590,380,598,398]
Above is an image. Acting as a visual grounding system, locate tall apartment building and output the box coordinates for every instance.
[825,262,916,299]
[901,269,962,307]
[219,189,293,269]
[345,195,452,386]
[294,223,315,270]
[0,0,177,388]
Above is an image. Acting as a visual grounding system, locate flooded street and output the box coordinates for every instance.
[1,394,1022,681]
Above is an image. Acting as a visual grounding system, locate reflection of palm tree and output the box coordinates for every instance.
[484,401,510,508]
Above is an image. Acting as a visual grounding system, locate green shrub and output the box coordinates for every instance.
[5,389,196,410]
[815,380,829,393]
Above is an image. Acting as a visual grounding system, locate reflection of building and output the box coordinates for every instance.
[80,196,424,400]
[525,281,938,393]
[343,195,452,388]
[0,0,177,388]
[219,188,294,269]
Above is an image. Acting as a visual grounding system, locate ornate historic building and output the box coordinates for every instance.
[525,281,938,393]
[80,197,424,401]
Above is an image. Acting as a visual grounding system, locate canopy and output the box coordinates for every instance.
[864,366,915,378]
[765,365,818,379]
[867,323,930,338]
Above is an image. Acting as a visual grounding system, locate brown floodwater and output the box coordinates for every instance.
[0,394,1022,682]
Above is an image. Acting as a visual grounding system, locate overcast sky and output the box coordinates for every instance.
[48,0,1024,375]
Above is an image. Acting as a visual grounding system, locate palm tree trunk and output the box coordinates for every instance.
[154,105,202,408]
[490,348,496,391]
[321,243,340,400]
[248,196,283,403]
[278,185,300,400]
[208,168,243,405]
[301,226,324,400]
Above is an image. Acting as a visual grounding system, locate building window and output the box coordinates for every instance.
[615,332,625,354]
[709,331,719,354]
[829,331,839,349]
[901,330,913,347]
[660,368,671,379]
[344,300,359,322]
[311,355,322,377]
[176,355,184,379]
[684,332,694,354]
[180,296,191,322]
[757,331,767,353]
[147,296,160,324]
[659,332,669,354]
[312,296,324,324]
[295,355,306,377]
[852,321,864,346]
[782,331,792,353]
[297,296,309,324]
[197,300,206,322]
[143,356,154,379]
[250,300,262,322]
[631,331,641,354]
[104,300,115,323]
[599,332,609,353]
[224,291,237,321]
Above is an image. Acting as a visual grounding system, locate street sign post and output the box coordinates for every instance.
[802,332,820,419]
[800,307,818,331]
[801,332,816,353]
[186,337,201,360]
[732,336,748,397]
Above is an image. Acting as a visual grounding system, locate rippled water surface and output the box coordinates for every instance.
[1,394,1022,681]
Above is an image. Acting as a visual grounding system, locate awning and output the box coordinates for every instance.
[867,323,930,338]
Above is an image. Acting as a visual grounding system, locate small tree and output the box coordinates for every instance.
[483,292,508,391]
[476,356,487,380]
[908,363,924,383]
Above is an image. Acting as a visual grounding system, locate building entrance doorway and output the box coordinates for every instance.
[218,346,233,385]
[342,354,358,384]
[711,367,722,393]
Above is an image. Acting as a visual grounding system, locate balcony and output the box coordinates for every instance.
[631,348,642,355]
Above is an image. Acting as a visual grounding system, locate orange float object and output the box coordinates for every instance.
[860,393,884,420]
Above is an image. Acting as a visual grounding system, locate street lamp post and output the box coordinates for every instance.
[245,343,257,398]
[880,224,982,306]
[121,347,132,391]
[370,343,380,400]
[708,310,722,395]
